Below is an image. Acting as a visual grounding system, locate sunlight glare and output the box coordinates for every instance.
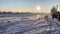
[36,6,41,10]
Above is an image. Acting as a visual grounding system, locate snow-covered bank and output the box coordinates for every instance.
[0,15,60,34]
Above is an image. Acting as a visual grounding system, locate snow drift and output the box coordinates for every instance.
[0,15,60,34]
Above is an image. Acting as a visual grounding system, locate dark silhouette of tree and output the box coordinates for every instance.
[3,11,6,14]
[51,5,60,21]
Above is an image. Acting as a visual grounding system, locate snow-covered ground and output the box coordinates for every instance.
[0,14,60,34]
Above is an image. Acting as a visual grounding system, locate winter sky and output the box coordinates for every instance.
[0,0,60,13]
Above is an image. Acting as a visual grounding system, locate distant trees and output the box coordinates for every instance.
[0,11,20,14]
[0,11,40,14]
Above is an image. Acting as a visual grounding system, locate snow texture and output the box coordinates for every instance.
[0,15,60,34]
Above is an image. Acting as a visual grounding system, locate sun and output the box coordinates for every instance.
[36,6,40,10]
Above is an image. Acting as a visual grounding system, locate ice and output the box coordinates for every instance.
[0,14,60,34]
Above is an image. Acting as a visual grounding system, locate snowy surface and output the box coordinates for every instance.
[0,15,60,34]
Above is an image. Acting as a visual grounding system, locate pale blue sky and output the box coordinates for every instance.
[0,0,60,13]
